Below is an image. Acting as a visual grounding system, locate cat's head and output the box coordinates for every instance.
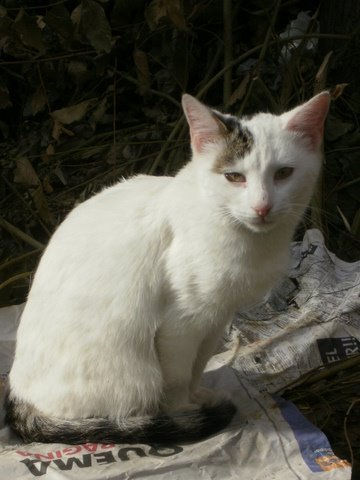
[182,93,330,233]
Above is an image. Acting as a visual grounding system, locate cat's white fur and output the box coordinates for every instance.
[9,93,329,435]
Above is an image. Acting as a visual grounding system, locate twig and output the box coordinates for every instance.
[0,272,32,291]
[148,119,185,175]
[7,0,70,10]
[0,249,41,273]
[2,175,51,236]
[311,51,333,234]
[334,176,360,192]
[164,123,188,174]
[36,63,51,114]
[256,0,281,72]
[240,0,300,16]
[0,217,45,250]
[119,72,180,108]
[196,33,351,100]
[344,398,360,468]
[0,50,97,66]
[278,354,360,392]
[223,0,233,107]
[254,76,280,113]
[237,77,255,115]
[238,0,281,114]
[196,42,223,92]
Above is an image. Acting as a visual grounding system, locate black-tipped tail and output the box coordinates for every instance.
[5,396,236,445]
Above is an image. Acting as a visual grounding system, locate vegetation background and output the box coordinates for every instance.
[0,0,359,473]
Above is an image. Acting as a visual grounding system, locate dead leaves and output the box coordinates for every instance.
[77,0,112,53]
[0,81,11,109]
[51,99,96,125]
[13,156,54,225]
[29,86,47,116]
[44,4,73,40]
[133,49,151,94]
[51,119,74,142]
[50,99,97,141]
[14,157,40,187]
[13,8,44,51]
[145,0,186,31]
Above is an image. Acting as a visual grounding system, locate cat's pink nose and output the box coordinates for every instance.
[253,205,272,217]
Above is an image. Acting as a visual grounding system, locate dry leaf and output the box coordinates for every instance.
[14,8,44,51]
[331,83,348,100]
[145,0,166,30]
[31,185,55,225]
[228,73,250,107]
[145,0,186,31]
[52,118,62,141]
[80,0,112,53]
[36,15,46,30]
[43,175,53,194]
[70,3,82,26]
[51,99,94,125]
[52,118,74,141]
[314,51,333,94]
[0,82,12,109]
[42,143,55,163]
[133,49,151,94]
[166,0,186,30]
[30,85,47,115]
[67,60,88,80]
[14,156,40,186]
[106,145,117,165]
[44,4,73,39]
[46,144,55,156]
[90,97,107,124]
[336,205,351,233]
[351,208,360,237]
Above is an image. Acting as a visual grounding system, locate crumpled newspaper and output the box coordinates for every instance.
[0,229,358,479]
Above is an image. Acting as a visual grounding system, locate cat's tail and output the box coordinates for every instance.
[5,395,236,445]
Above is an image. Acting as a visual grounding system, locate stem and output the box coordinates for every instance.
[196,33,351,100]
[223,0,233,107]
[0,217,45,250]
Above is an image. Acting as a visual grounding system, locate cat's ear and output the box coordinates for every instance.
[282,92,330,150]
[182,94,224,153]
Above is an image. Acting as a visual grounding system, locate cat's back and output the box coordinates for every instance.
[42,174,171,254]
[16,174,173,334]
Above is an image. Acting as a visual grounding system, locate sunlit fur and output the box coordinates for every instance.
[7,93,329,443]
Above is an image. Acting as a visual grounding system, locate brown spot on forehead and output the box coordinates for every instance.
[211,111,254,174]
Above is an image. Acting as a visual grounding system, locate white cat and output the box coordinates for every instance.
[6,92,329,444]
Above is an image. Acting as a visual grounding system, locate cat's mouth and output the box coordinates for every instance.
[243,216,276,232]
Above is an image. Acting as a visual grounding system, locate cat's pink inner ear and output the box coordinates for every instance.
[286,92,330,150]
[182,94,222,152]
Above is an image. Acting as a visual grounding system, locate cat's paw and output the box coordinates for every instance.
[190,387,229,407]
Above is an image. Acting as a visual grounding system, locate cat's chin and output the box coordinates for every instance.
[242,219,277,233]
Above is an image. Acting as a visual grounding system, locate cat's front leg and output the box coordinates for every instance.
[189,323,228,406]
[156,325,203,412]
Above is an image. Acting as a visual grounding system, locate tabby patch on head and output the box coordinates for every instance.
[211,111,254,174]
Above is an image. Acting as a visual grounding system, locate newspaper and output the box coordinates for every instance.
[230,229,360,393]
[0,229,358,479]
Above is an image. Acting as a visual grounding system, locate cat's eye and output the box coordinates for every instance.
[224,172,246,183]
[274,167,294,181]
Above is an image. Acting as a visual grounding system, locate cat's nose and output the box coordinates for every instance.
[253,205,272,217]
